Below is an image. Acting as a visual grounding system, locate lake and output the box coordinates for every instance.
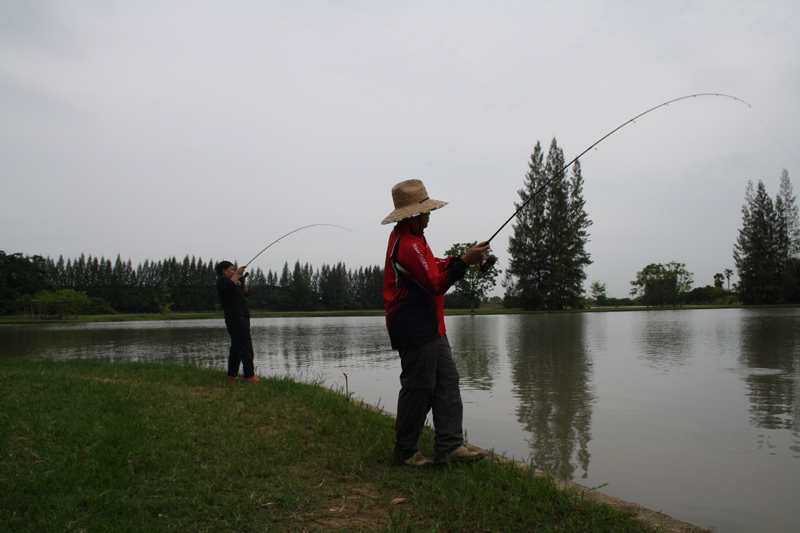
[2,308,798,532]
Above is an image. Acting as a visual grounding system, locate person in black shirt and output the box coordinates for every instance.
[215,261,260,383]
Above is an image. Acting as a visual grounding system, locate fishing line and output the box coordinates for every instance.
[748,107,800,169]
[484,93,752,248]
[243,224,351,270]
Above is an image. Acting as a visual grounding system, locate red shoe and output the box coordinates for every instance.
[244,376,262,382]
[227,376,240,383]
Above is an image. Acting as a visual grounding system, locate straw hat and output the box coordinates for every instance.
[381,179,448,225]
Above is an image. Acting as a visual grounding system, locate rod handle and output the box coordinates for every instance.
[480,254,498,272]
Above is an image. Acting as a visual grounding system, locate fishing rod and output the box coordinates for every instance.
[478,93,751,272]
[242,224,351,276]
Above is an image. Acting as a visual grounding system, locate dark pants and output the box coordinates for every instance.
[225,316,255,378]
[394,334,464,463]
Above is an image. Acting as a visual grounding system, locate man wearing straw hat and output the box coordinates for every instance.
[382,179,490,467]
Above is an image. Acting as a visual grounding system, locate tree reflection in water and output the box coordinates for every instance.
[451,314,595,479]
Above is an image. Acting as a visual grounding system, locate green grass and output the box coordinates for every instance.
[1,359,666,532]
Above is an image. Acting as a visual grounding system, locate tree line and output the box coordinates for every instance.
[498,140,798,309]
[0,251,386,316]
[0,249,502,317]
[2,145,796,316]
[586,168,799,308]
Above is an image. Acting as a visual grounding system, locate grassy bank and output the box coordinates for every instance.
[1,359,661,532]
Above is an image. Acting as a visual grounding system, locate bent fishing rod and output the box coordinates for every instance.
[241,224,351,277]
[478,93,751,272]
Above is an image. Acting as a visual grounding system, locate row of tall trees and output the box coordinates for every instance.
[0,251,387,315]
[734,169,800,304]
[47,255,218,313]
[2,246,502,316]
[5,159,793,315]
[504,138,593,310]
[245,261,384,312]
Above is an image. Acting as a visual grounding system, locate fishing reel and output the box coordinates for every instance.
[480,254,498,272]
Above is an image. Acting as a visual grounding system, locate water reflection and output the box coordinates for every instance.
[737,309,800,438]
[507,314,594,479]
[448,315,502,391]
[635,311,693,371]
[0,320,228,367]
[249,317,398,382]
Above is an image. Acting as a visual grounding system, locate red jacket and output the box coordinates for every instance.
[383,221,468,349]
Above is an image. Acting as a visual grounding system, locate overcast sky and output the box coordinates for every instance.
[2,0,798,298]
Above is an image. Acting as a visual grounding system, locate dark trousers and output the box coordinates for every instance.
[394,334,464,463]
[225,316,255,378]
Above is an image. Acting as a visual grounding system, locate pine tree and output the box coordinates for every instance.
[775,168,800,261]
[736,169,800,303]
[291,261,315,310]
[508,141,548,309]
[543,139,570,309]
[562,159,593,307]
[507,139,592,310]
[319,262,351,310]
[279,262,292,288]
[734,180,780,304]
